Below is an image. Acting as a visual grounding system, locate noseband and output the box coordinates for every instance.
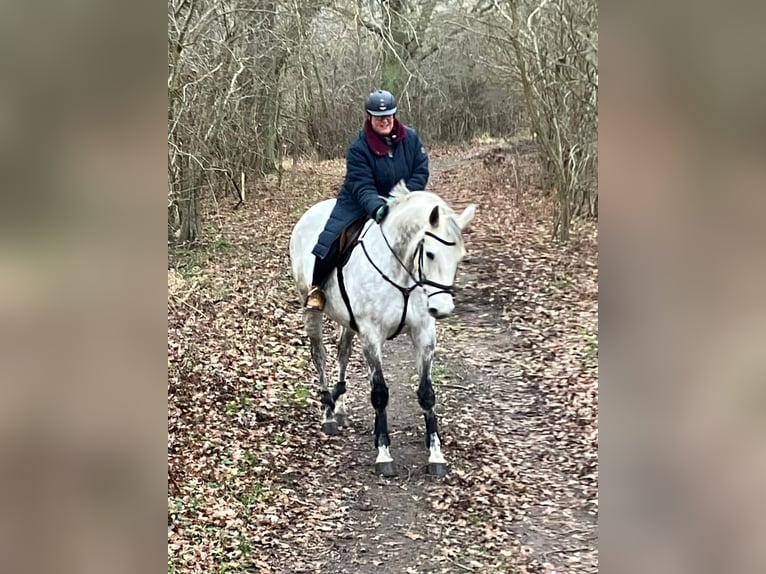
[415,231,458,298]
[336,219,458,340]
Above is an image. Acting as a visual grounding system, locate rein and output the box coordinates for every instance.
[337,217,457,340]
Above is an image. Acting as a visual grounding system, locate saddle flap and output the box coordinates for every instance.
[338,217,367,264]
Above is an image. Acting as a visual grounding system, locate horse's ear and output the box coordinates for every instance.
[456,204,477,229]
[391,180,410,197]
[429,205,440,227]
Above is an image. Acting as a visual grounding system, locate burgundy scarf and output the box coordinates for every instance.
[364,118,407,156]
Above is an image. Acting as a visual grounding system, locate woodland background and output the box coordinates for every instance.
[167,0,597,243]
[168,1,598,572]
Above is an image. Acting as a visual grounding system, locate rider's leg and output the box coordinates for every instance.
[306,241,340,309]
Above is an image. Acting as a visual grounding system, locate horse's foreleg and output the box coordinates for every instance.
[363,339,396,477]
[304,309,337,435]
[413,329,448,476]
[333,327,354,427]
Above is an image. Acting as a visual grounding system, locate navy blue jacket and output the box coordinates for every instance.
[312,119,429,259]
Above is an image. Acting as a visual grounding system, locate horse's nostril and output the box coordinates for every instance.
[428,307,439,317]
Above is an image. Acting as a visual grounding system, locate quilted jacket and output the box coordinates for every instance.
[312,119,429,259]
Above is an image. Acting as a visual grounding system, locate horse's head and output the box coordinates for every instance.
[419,201,476,318]
[388,182,477,319]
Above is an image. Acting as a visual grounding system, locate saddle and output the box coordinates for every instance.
[337,217,367,267]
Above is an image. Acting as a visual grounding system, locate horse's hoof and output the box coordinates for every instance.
[376,461,397,477]
[428,462,448,477]
[321,421,339,435]
[335,414,350,427]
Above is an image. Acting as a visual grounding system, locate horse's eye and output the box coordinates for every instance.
[426,252,435,260]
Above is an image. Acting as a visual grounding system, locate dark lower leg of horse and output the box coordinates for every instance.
[364,344,396,477]
[371,373,395,477]
[371,374,390,448]
[333,327,355,427]
[330,379,347,427]
[412,334,447,475]
[304,310,337,435]
[418,375,448,476]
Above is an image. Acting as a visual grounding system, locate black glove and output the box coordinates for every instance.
[374,204,388,224]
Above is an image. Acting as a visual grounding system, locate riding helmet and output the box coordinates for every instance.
[365,90,397,116]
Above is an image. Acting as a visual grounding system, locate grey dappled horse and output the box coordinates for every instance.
[289,182,476,476]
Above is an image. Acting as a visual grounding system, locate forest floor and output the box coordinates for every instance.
[168,141,598,573]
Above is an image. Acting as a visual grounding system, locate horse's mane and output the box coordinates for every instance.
[389,182,465,247]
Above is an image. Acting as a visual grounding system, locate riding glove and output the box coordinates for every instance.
[374,204,388,224]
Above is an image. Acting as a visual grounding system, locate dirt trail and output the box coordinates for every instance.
[298,151,598,573]
[168,146,597,574]
[318,336,461,573]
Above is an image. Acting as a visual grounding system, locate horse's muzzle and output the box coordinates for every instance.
[428,307,452,319]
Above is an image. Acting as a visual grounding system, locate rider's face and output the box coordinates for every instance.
[370,114,394,136]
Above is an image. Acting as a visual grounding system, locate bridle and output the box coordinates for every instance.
[414,231,459,298]
[362,222,458,298]
[336,217,459,340]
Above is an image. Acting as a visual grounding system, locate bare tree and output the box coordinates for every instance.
[167,0,321,242]
[166,0,596,243]
[483,0,597,240]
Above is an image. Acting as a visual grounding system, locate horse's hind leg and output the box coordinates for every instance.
[412,327,448,476]
[363,338,396,477]
[333,327,355,427]
[303,309,338,435]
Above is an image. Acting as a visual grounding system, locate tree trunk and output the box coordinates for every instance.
[381,0,406,95]
[556,185,571,242]
[179,186,201,243]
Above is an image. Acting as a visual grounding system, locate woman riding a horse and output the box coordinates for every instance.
[291,90,476,476]
[306,89,430,310]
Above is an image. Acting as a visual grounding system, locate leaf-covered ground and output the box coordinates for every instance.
[168,142,598,573]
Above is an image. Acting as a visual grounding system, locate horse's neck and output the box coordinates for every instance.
[367,220,420,280]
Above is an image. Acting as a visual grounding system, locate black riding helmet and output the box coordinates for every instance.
[365,89,397,116]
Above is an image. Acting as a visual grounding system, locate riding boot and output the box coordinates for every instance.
[306,285,325,310]
[305,248,337,310]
